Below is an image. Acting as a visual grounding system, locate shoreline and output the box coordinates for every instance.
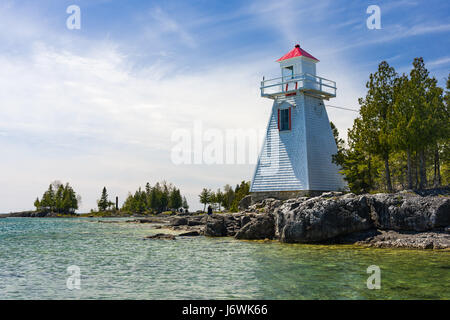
[3,191,449,250]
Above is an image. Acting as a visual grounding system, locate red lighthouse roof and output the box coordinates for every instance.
[276,44,319,62]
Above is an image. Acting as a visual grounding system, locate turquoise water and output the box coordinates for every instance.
[0,217,449,299]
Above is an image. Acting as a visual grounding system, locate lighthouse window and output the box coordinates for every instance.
[279,108,291,131]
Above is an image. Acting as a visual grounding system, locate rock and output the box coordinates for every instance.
[356,230,450,250]
[170,217,188,226]
[144,233,176,240]
[240,215,251,228]
[238,195,253,211]
[248,198,283,213]
[178,231,200,236]
[203,215,227,237]
[130,218,160,223]
[367,194,450,231]
[235,213,275,240]
[187,220,204,226]
[275,194,373,243]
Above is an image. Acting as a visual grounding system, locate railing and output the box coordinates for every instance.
[260,73,336,98]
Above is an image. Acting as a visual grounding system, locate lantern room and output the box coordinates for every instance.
[260,44,336,100]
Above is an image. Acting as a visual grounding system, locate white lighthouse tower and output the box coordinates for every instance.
[250,44,346,201]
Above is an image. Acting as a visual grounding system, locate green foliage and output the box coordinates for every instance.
[97,186,112,212]
[121,181,186,214]
[334,59,449,193]
[200,181,250,213]
[182,196,189,210]
[35,181,79,213]
[199,188,211,212]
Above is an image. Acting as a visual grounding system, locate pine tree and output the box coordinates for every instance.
[97,187,109,212]
[215,189,224,211]
[199,188,211,212]
[34,197,40,211]
[182,196,189,210]
[358,61,397,192]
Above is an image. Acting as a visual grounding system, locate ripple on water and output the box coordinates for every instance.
[0,218,449,299]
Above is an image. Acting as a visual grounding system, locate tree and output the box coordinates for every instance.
[215,188,224,211]
[333,118,380,193]
[230,181,250,212]
[40,184,55,212]
[199,188,211,212]
[222,184,235,210]
[62,183,78,213]
[158,183,169,212]
[330,121,345,152]
[34,197,40,211]
[358,61,397,192]
[182,196,189,211]
[97,187,109,212]
[145,182,152,211]
[169,188,182,210]
[408,58,432,189]
[35,182,79,213]
[150,186,161,213]
[390,74,417,189]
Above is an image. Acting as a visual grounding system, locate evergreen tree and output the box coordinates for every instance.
[97,187,109,212]
[199,188,211,212]
[358,61,397,192]
[222,184,235,211]
[40,184,55,212]
[34,197,40,211]
[160,184,169,212]
[169,188,182,210]
[182,196,189,211]
[145,182,152,211]
[215,188,224,211]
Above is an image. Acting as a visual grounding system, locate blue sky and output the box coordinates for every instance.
[0,0,449,212]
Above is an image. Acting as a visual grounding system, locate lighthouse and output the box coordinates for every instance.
[250,44,347,201]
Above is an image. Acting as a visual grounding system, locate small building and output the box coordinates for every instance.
[250,44,347,201]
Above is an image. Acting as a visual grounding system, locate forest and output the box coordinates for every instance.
[332,58,449,193]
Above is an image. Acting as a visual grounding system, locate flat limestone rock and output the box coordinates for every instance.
[144,233,176,240]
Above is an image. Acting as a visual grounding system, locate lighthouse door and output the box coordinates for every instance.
[282,66,294,91]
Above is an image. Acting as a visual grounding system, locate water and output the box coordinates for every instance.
[0,218,449,299]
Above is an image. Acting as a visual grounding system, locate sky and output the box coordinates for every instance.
[0,0,449,212]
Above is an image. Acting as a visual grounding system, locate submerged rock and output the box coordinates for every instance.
[178,231,200,237]
[144,233,176,240]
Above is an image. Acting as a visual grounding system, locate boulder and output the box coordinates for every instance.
[238,195,253,211]
[170,217,188,226]
[367,194,450,231]
[240,215,251,228]
[235,213,275,240]
[203,215,227,237]
[275,194,373,243]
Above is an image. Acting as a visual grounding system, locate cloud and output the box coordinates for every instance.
[427,56,450,68]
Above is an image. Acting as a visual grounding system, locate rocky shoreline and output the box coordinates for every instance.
[4,191,449,250]
[134,191,449,250]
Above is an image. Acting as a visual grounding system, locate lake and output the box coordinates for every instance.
[0,218,448,299]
